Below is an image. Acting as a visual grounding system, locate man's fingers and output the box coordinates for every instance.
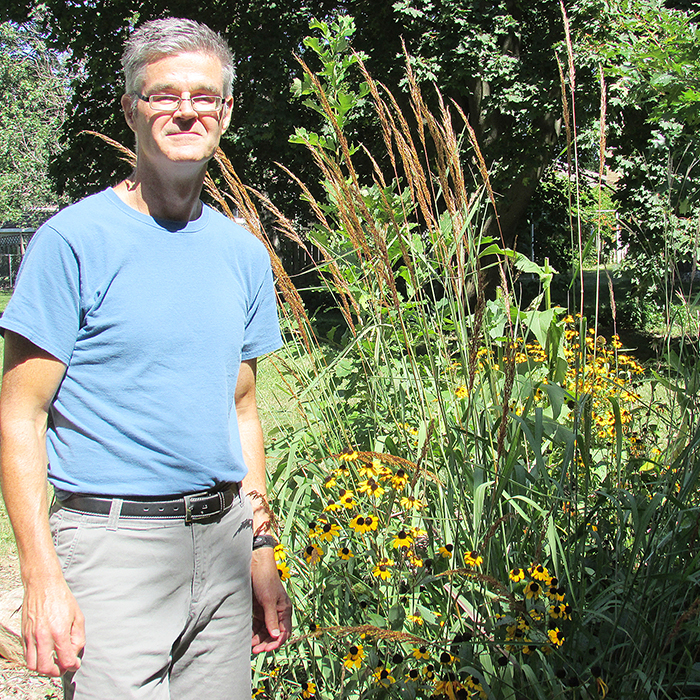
[54,631,82,674]
[70,611,86,654]
[21,584,85,677]
[29,629,62,677]
[263,605,281,640]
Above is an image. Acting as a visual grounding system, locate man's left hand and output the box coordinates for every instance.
[251,547,292,653]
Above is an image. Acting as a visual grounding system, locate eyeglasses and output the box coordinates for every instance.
[136,93,225,113]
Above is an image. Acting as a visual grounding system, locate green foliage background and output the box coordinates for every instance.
[211,16,700,698]
[0,19,69,225]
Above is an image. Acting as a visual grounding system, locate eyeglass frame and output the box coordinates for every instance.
[134,92,228,114]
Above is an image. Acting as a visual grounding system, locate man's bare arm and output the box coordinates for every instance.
[236,358,292,653]
[0,331,84,676]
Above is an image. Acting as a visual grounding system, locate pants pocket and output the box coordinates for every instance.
[50,510,84,576]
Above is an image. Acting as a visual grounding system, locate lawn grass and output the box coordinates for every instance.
[0,291,14,558]
[0,290,11,384]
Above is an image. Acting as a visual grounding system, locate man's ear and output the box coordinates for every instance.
[121,94,137,132]
[220,97,233,133]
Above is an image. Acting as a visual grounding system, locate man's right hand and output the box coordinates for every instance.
[0,331,79,677]
[22,573,85,676]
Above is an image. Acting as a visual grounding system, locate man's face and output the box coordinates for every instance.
[122,52,232,171]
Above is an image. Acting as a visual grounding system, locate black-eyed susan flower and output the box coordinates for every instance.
[338,546,353,560]
[363,515,378,532]
[252,686,265,698]
[509,567,525,582]
[338,448,359,462]
[422,663,435,680]
[466,674,487,699]
[408,526,427,539]
[524,580,541,600]
[338,489,356,508]
[549,603,564,619]
[455,385,468,399]
[349,515,366,533]
[322,473,337,489]
[548,628,565,647]
[463,550,483,568]
[407,613,424,626]
[303,544,323,565]
[592,666,608,698]
[439,651,455,666]
[276,561,290,581]
[516,616,531,632]
[317,522,341,542]
[529,564,550,582]
[392,529,413,549]
[307,520,319,538]
[358,477,385,498]
[435,672,463,697]
[301,681,316,698]
[412,645,430,660]
[372,665,395,687]
[399,495,424,510]
[408,554,424,568]
[343,644,365,669]
[273,544,286,561]
[438,544,454,559]
[358,460,379,479]
[405,668,421,682]
[323,498,340,513]
[372,557,394,580]
[389,468,409,490]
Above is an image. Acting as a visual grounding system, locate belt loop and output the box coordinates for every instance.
[183,493,193,525]
[107,498,123,531]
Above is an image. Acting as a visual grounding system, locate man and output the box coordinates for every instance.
[0,17,291,699]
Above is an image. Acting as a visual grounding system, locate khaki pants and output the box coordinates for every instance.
[50,493,254,700]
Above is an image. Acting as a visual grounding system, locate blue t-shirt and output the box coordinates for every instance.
[0,188,282,496]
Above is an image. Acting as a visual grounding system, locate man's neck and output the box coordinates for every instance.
[114,161,208,222]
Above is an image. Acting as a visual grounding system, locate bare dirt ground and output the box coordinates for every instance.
[0,553,61,699]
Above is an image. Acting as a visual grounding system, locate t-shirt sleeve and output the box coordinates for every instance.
[0,226,81,366]
[241,261,283,361]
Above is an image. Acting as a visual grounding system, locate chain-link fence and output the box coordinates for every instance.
[0,229,34,289]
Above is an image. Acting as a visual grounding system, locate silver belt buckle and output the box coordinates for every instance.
[183,490,225,524]
[183,492,206,524]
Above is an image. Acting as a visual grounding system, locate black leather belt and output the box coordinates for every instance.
[58,482,240,524]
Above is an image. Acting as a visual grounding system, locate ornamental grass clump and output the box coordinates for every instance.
[202,15,700,700]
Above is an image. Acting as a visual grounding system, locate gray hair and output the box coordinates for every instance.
[122,18,234,97]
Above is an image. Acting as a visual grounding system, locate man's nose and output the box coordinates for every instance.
[174,95,198,118]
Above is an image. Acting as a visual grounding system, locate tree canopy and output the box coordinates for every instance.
[3,0,699,305]
[3,1,601,241]
[0,18,69,226]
